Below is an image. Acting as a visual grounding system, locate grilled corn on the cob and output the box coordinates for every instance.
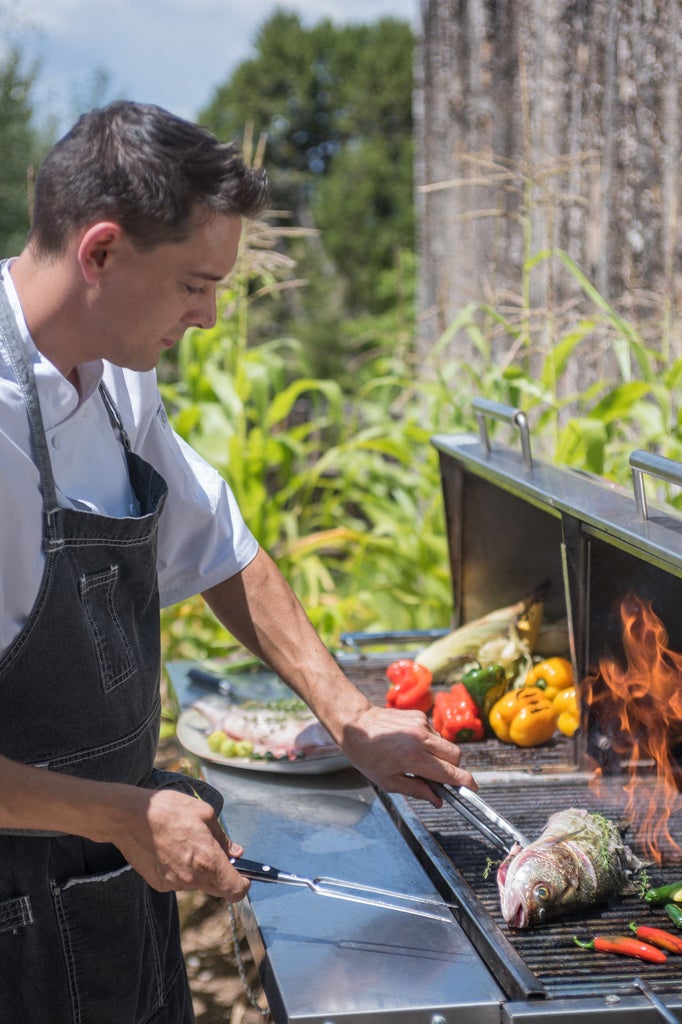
[414,600,526,682]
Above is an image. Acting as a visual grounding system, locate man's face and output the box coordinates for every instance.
[92,211,242,372]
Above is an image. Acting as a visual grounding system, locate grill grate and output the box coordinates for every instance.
[351,669,682,1001]
[402,776,682,1000]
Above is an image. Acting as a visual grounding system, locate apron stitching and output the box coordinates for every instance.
[38,695,162,770]
[154,959,186,1020]
[143,888,165,1011]
[51,882,82,1024]
[47,533,160,548]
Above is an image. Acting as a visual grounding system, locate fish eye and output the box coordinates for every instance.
[534,884,550,901]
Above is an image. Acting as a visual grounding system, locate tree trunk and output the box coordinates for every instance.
[415,0,682,391]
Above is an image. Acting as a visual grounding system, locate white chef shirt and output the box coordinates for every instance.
[0,262,259,657]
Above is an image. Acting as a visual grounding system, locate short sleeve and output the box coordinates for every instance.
[103,366,259,607]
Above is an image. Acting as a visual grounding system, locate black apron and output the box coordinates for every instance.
[0,271,220,1023]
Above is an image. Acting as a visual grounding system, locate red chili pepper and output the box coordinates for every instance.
[432,683,484,742]
[574,934,667,963]
[385,660,433,713]
[629,921,682,954]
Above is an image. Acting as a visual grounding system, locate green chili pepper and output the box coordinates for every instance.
[665,903,682,929]
[644,879,682,905]
[460,662,508,720]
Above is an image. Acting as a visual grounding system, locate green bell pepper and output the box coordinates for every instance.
[460,662,508,720]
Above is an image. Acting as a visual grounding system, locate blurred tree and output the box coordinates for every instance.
[0,44,40,257]
[200,11,414,331]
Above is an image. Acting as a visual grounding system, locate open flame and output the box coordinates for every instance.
[583,591,682,863]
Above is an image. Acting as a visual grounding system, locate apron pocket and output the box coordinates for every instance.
[51,864,174,1024]
[79,564,136,693]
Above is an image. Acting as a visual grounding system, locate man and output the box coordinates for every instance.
[0,101,474,1023]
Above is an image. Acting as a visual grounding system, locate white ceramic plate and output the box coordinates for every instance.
[177,708,350,775]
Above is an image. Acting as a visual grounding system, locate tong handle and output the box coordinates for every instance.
[431,782,530,852]
[431,783,510,854]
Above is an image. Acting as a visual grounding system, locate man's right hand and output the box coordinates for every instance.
[0,756,249,901]
[108,786,251,900]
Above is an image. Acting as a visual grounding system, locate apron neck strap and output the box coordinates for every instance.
[0,262,59,514]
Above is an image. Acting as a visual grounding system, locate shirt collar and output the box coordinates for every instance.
[1,261,105,425]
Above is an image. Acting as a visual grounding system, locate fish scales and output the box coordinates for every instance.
[497,807,643,929]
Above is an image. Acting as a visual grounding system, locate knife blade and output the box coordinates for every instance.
[187,666,292,704]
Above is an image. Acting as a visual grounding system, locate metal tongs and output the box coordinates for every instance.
[430,782,531,854]
[230,857,459,922]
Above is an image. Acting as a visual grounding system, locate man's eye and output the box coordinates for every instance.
[184,283,204,296]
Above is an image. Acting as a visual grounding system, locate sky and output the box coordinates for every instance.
[12,0,418,135]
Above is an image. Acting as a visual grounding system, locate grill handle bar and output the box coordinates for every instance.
[472,398,533,471]
[632,977,681,1024]
[630,449,682,520]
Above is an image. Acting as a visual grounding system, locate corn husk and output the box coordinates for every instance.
[532,619,571,657]
[414,600,527,682]
[477,626,534,684]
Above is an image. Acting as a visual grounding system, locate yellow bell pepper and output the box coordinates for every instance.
[553,684,580,736]
[524,656,574,701]
[488,686,558,747]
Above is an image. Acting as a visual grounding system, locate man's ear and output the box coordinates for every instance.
[77,222,123,283]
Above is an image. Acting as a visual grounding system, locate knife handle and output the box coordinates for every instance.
[230,857,283,882]
[188,668,232,697]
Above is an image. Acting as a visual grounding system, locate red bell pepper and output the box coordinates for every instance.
[432,683,484,742]
[385,659,433,713]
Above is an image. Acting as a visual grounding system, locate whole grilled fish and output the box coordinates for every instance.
[497,807,643,929]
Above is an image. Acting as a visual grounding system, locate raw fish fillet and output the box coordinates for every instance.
[194,697,339,760]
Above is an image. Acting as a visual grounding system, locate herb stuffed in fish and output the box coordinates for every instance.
[193,695,339,761]
[497,807,644,929]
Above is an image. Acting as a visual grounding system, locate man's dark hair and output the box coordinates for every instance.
[29,100,271,255]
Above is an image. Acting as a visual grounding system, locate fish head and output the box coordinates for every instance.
[497,842,589,928]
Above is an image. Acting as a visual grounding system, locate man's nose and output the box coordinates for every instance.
[185,289,217,330]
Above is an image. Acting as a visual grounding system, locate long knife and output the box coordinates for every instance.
[231,856,458,923]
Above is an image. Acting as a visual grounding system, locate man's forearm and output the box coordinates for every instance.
[202,546,371,744]
[0,754,250,899]
[0,754,134,840]
[201,546,477,804]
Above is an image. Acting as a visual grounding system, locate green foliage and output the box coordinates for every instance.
[0,44,39,257]
[311,138,415,312]
[452,247,682,502]
[159,236,682,670]
[199,10,414,318]
[159,290,454,663]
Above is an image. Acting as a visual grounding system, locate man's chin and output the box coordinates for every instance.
[109,353,162,373]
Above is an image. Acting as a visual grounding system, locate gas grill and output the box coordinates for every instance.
[169,397,682,1024]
